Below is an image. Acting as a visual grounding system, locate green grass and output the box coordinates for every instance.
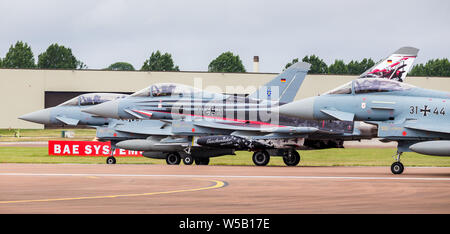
[1,147,450,167]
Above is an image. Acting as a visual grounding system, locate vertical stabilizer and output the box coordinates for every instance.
[359,46,419,82]
[249,62,311,103]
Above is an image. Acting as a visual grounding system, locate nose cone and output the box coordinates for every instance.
[82,100,119,118]
[19,109,51,124]
[278,97,315,119]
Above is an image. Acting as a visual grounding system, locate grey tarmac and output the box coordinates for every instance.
[0,163,449,214]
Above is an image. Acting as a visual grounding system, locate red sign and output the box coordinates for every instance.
[48,141,143,157]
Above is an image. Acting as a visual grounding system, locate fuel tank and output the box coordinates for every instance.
[409,141,450,156]
[196,135,268,150]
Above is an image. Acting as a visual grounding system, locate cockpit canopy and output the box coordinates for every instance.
[131,83,221,98]
[58,93,128,106]
[324,78,415,95]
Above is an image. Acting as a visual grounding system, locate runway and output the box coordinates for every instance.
[0,163,449,213]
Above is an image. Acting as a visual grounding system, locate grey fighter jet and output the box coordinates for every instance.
[91,62,357,166]
[19,93,128,126]
[83,61,380,166]
[18,63,357,166]
[279,78,450,174]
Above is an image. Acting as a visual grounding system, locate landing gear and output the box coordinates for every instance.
[195,157,210,165]
[391,162,404,175]
[283,150,300,166]
[391,151,404,174]
[106,156,116,164]
[166,153,181,165]
[183,155,194,165]
[252,151,270,166]
[106,144,117,164]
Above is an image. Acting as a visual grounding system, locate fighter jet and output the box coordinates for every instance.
[89,62,363,166]
[19,93,128,126]
[17,77,355,166]
[279,78,450,174]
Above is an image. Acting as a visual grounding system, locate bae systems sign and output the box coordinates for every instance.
[48,141,143,157]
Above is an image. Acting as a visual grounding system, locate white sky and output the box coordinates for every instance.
[0,0,448,72]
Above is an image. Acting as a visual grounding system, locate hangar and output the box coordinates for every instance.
[1,68,449,129]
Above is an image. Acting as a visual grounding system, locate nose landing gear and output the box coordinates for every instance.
[391,151,404,174]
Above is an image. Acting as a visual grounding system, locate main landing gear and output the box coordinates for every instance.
[391,151,404,174]
[165,152,210,165]
[283,150,301,166]
[166,153,181,165]
[252,150,301,167]
[252,151,270,166]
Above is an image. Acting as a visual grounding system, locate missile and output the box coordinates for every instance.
[409,141,450,156]
[116,139,184,151]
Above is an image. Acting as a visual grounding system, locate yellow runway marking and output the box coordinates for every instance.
[0,179,226,204]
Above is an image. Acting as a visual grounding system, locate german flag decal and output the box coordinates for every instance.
[387,60,392,63]
[280,78,286,82]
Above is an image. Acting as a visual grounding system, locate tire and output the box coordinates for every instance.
[195,157,210,165]
[201,158,210,165]
[283,151,300,166]
[183,155,194,165]
[252,151,270,166]
[391,162,404,174]
[106,156,116,164]
[166,153,181,165]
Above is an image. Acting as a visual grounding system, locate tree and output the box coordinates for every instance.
[409,58,450,77]
[141,50,179,71]
[346,58,375,75]
[328,59,348,74]
[346,60,360,75]
[37,43,84,69]
[208,51,246,73]
[301,55,328,74]
[2,41,35,68]
[284,58,299,70]
[359,58,375,73]
[106,62,135,71]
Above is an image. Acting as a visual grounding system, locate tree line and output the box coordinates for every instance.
[0,41,448,76]
[286,55,450,77]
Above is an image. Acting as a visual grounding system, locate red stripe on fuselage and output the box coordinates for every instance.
[133,109,285,128]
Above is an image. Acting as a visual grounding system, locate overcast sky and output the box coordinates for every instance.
[0,0,448,72]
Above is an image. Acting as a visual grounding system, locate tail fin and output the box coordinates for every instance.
[359,46,419,82]
[248,62,311,103]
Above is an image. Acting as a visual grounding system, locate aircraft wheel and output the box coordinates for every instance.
[106,156,116,164]
[283,151,300,166]
[166,153,181,165]
[183,155,194,165]
[252,151,270,166]
[195,158,210,165]
[391,162,404,174]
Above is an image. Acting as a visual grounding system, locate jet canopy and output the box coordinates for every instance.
[131,83,222,98]
[324,78,416,95]
[58,93,128,106]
